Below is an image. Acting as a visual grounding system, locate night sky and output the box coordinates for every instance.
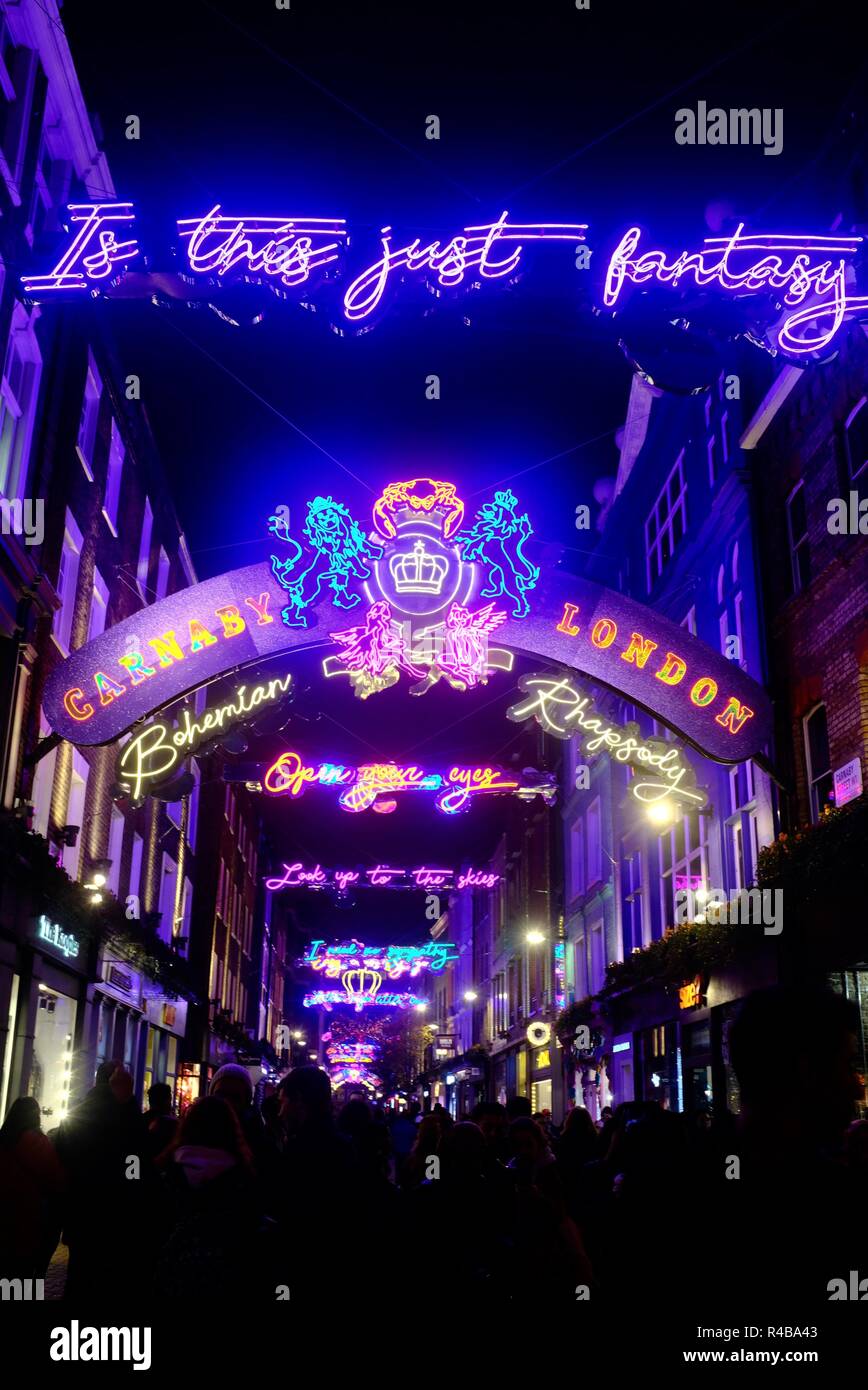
[55,0,867,948]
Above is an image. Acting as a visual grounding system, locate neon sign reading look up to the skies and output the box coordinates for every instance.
[20,201,867,355]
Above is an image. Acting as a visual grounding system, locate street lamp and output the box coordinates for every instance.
[526,929,545,945]
[645,799,677,826]
[463,990,478,1002]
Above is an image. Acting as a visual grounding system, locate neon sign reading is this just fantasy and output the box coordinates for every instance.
[20,203,867,355]
[261,748,556,815]
[264,862,501,892]
[508,673,708,810]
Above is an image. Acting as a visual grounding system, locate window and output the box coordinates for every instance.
[804,704,833,821]
[645,452,687,590]
[155,545,171,601]
[0,304,42,500]
[129,832,144,905]
[76,352,102,481]
[158,853,178,943]
[103,419,125,535]
[586,797,602,887]
[54,510,84,655]
[107,808,125,897]
[64,750,90,881]
[573,934,588,999]
[681,606,697,637]
[187,764,200,851]
[786,481,810,594]
[589,919,606,993]
[30,716,57,841]
[727,763,759,890]
[87,566,109,644]
[844,398,868,483]
[621,847,644,953]
[659,809,708,932]
[137,497,153,597]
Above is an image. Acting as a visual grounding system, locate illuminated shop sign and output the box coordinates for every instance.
[41,479,771,766]
[508,673,709,810]
[302,938,458,979]
[116,673,292,800]
[678,976,705,1010]
[37,915,80,960]
[264,862,501,892]
[261,748,555,815]
[21,203,866,354]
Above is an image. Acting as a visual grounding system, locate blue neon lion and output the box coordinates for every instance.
[268,496,383,628]
[456,488,539,618]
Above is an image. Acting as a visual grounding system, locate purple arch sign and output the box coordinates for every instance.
[43,556,770,763]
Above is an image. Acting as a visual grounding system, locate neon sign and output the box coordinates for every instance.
[40,492,772,764]
[21,202,865,356]
[269,496,383,628]
[302,938,458,978]
[508,673,708,810]
[303,988,424,1012]
[554,942,566,1012]
[604,225,868,355]
[264,862,501,893]
[261,748,555,814]
[455,490,538,618]
[37,915,80,961]
[116,673,292,800]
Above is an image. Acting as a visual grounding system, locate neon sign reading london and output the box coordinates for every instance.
[21,201,866,354]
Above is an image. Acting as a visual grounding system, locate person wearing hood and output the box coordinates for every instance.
[154,1095,276,1299]
[208,1062,280,1207]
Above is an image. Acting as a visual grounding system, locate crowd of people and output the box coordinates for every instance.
[1,983,866,1306]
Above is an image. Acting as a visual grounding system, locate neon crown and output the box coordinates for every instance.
[388,540,448,594]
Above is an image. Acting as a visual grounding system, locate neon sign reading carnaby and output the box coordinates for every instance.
[20,202,866,354]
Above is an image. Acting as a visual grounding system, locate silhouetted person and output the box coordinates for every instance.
[505,1095,532,1121]
[471,1101,513,1194]
[556,1106,600,1226]
[154,1096,274,1300]
[55,1063,152,1299]
[144,1082,177,1160]
[0,1096,65,1278]
[715,984,867,1307]
[507,1117,592,1296]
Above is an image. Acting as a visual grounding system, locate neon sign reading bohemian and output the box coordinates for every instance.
[20,203,866,355]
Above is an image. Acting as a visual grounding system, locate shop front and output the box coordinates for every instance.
[0,909,91,1126]
[142,990,188,1105]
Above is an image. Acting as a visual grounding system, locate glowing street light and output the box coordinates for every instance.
[526,930,545,945]
[645,799,677,826]
[464,990,478,1002]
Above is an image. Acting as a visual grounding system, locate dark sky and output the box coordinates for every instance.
[54,0,867,953]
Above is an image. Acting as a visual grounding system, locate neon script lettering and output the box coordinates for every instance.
[264,861,501,893]
[603,225,867,355]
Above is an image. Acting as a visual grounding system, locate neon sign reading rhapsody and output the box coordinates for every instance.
[21,202,867,353]
[508,673,709,810]
[265,862,501,892]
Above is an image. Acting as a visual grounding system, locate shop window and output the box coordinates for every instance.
[803,703,833,821]
[76,351,102,481]
[645,452,687,590]
[53,509,84,655]
[0,305,42,502]
[844,397,867,482]
[30,987,76,1124]
[137,497,153,597]
[786,481,810,594]
[102,418,125,535]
